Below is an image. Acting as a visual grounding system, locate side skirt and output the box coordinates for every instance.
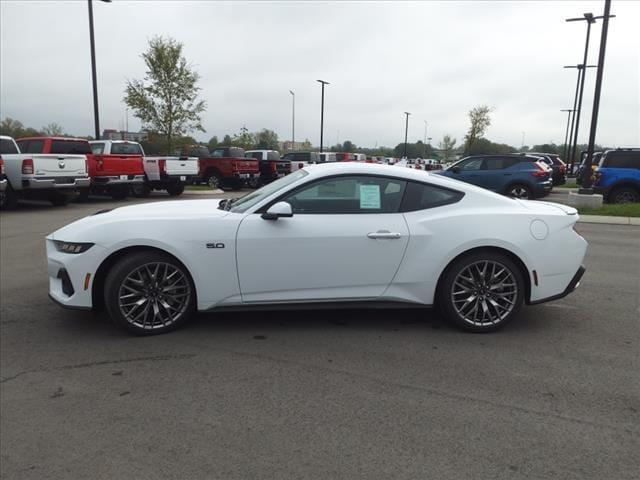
[204,300,432,313]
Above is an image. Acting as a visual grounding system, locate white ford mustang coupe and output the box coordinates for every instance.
[47,163,587,335]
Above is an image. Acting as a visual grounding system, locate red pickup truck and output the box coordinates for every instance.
[179,145,259,190]
[16,137,145,200]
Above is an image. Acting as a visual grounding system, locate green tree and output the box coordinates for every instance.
[254,129,279,150]
[222,134,233,146]
[300,139,312,150]
[466,138,517,155]
[342,140,356,152]
[124,36,206,153]
[207,135,219,150]
[232,126,255,150]
[530,143,559,154]
[463,105,492,154]
[41,122,65,136]
[438,134,457,161]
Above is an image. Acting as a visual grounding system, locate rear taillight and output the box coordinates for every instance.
[158,159,166,173]
[22,158,34,174]
[298,162,304,169]
[271,162,277,173]
[531,162,549,178]
[0,158,4,175]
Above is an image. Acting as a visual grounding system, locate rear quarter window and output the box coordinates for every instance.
[602,152,640,169]
[401,181,464,212]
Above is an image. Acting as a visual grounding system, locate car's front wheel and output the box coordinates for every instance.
[104,251,196,335]
[438,252,524,332]
[506,184,533,199]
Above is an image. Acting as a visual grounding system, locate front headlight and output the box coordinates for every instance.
[53,240,94,254]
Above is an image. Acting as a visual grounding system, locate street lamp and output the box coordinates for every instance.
[560,109,575,162]
[289,90,295,151]
[423,120,427,157]
[565,11,615,170]
[563,64,595,171]
[582,0,614,193]
[88,0,111,140]
[403,112,411,158]
[317,80,329,152]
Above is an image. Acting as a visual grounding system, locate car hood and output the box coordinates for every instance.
[49,199,232,241]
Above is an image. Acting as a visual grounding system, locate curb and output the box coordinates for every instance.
[183,189,223,195]
[578,215,640,226]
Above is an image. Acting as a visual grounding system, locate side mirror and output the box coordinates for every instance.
[261,201,293,220]
[451,166,461,173]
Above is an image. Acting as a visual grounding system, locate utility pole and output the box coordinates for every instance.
[87,0,111,140]
[560,109,574,161]
[581,0,614,193]
[289,90,295,151]
[317,80,329,152]
[403,112,411,158]
[423,120,427,157]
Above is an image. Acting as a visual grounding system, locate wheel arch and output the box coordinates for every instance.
[607,181,640,198]
[435,246,532,305]
[91,245,198,311]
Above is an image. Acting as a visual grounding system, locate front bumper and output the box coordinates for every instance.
[23,176,91,190]
[92,174,145,185]
[528,265,586,305]
[47,239,106,309]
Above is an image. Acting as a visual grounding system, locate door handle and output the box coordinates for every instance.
[367,230,402,240]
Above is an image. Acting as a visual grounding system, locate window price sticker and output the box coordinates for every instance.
[359,184,381,209]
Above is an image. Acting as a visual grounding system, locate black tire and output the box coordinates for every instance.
[609,186,639,204]
[110,186,129,200]
[505,183,533,199]
[131,183,151,198]
[104,251,196,335]
[247,177,261,189]
[230,179,244,191]
[1,183,18,210]
[166,184,185,196]
[49,192,72,207]
[437,251,525,333]
[76,188,90,202]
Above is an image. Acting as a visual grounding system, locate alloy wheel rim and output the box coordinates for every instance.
[616,191,635,204]
[118,262,191,329]
[510,187,529,199]
[451,260,518,326]
[208,176,219,189]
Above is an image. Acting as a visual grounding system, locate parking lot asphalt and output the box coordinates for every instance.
[1,195,639,480]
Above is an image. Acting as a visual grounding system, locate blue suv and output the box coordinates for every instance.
[437,155,553,199]
[593,148,640,203]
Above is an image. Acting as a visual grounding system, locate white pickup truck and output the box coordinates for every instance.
[0,135,90,208]
[89,140,198,197]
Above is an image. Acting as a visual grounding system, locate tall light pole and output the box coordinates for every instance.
[581,0,614,192]
[563,64,595,171]
[403,112,411,158]
[88,0,111,140]
[289,90,295,151]
[560,109,574,161]
[317,80,329,152]
[423,120,427,157]
[565,11,615,169]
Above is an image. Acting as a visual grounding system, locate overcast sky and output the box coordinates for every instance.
[1,0,638,150]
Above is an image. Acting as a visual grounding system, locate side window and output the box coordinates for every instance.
[401,182,465,212]
[458,158,483,171]
[282,176,407,214]
[211,149,224,158]
[605,152,640,169]
[484,158,504,170]
[502,158,520,169]
[91,143,105,154]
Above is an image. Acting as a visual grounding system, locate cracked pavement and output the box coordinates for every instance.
[1,195,639,479]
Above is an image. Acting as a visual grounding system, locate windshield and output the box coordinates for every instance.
[227,169,308,213]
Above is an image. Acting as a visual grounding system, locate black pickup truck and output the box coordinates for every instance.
[244,150,291,186]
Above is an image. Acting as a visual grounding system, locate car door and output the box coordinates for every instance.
[481,156,507,191]
[235,175,410,303]
[448,157,485,186]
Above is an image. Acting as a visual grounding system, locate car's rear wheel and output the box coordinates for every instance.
[438,252,524,332]
[104,251,195,335]
[166,183,185,196]
[506,184,533,199]
[609,186,639,204]
[207,173,222,190]
[0,184,18,210]
[131,183,151,198]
